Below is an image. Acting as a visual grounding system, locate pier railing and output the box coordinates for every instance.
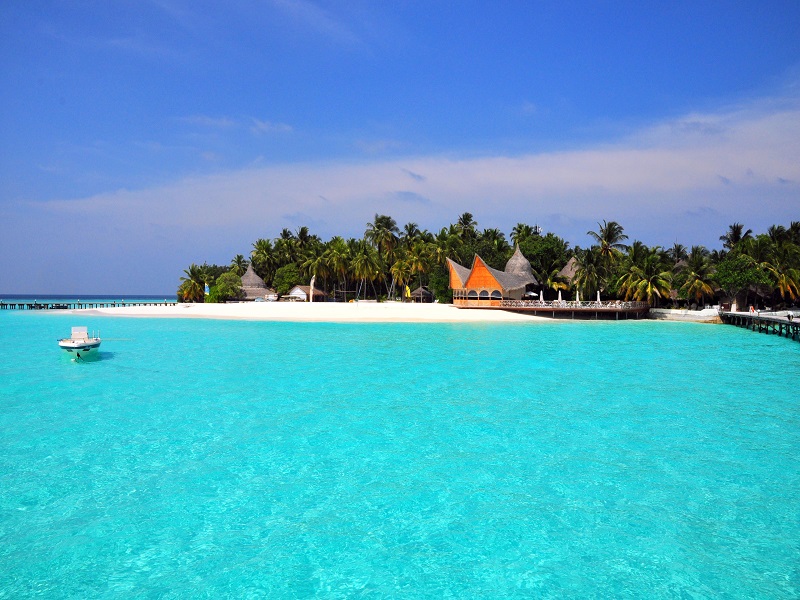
[500,300,649,310]
[452,297,650,319]
[0,300,176,311]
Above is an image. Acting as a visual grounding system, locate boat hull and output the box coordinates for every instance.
[58,340,101,356]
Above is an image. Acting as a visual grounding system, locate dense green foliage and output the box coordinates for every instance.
[714,255,771,304]
[518,233,570,281]
[206,271,244,303]
[179,216,800,308]
[273,263,303,296]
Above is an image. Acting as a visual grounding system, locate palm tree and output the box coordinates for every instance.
[366,214,399,256]
[543,268,569,301]
[274,231,299,267]
[301,244,330,292]
[617,248,672,305]
[295,226,318,250]
[407,239,434,292]
[739,235,773,264]
[251,238,276,285]
[767,225,788,245]
[419,228,435,244]
[391,257,413,301]
[667,242,688,264]
[400,222,421,248]
[481,228,510,255]
[587,220,628,289]
[789,221,800,246]
[511,223,535,246]
[720,222,753,250]
[433,226,463,266]
[229,254,248,276]
[573,248,604,298]
[365,214,400,294]
[456,212,478,240]
[350,240,381,299]
[324,237,350,299]
[763,240,800,302]
[178,264,209,303]
[737,235,782,302]
[679,246,715,307]
[685,244,710,264]
[624,240,650,269]
[587,220,629,259]
[709,248,724,263]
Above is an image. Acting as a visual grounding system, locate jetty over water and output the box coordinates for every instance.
[720,311,799,342]
[455,299,650,320]
[0,300,175,311]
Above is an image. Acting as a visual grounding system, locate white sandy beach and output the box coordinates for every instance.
[71,301,547,323]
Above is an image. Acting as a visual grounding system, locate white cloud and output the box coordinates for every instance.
[251,119,293,135]
[180,115,294,136]
[104,34,180,60]
[521,101,538,116]
[269,0,362,47]
[180,115,237,128]
[354,138,407,155]
[44,96,800,233]
[13,93,800,291]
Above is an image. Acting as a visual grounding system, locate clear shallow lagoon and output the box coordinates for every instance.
[1,312,798,598]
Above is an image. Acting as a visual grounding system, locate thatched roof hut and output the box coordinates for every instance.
[241,264,268,300]
[411,285,434,303]
[557,256,579,283]
[504,245,538,286]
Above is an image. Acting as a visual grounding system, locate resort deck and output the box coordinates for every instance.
[454,299,650,320]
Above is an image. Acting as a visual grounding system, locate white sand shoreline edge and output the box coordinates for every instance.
[68,302,548,323]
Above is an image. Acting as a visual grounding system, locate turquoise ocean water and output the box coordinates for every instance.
[1,310,799,598]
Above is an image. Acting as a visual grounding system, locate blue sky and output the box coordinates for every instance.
[2,1,800,294]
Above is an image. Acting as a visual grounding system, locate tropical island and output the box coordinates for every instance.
[178,214,800,311]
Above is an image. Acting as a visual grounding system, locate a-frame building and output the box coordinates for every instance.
[448,245,538,306]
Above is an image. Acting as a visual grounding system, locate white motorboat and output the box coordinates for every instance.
[58,326,101,358]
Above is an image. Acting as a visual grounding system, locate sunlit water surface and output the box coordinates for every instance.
[1,312,798,598]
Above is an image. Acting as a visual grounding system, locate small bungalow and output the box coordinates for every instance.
[287,285,328,302]
[448,245,539,306]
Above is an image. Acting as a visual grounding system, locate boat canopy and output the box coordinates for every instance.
[71,326,88,340]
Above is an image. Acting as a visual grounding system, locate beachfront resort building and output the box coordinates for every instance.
[448,245,539,306]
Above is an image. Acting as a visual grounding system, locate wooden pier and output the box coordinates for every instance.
[1,300,175,311]
[720,311,799,342]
